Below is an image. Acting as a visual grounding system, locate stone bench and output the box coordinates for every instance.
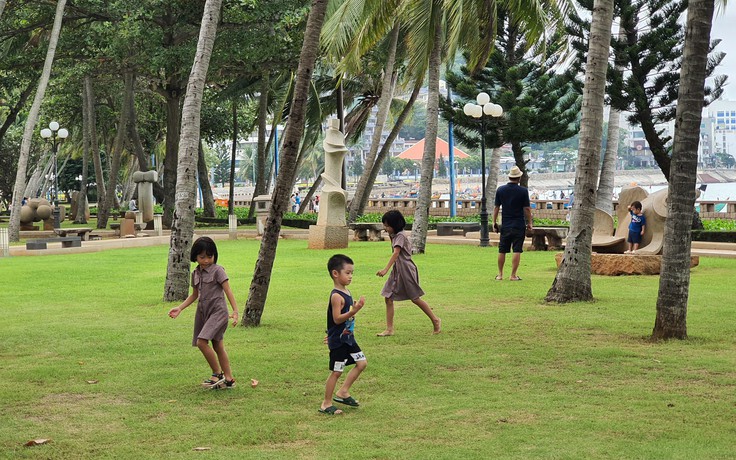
[53,227,94,241]
[436,222,481,236]
[26,236,82,250]
[527,226,568,250]
[349,223,385,241]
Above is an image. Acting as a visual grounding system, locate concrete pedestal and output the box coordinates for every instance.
[308,225,348,249]
[555,253,700,275]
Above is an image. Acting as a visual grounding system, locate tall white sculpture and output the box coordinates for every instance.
[308,118,348,249]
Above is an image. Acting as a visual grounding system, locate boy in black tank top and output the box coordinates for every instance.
[319,254,367,415]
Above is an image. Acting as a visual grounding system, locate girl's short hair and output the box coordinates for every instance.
[382,209,406,232]
[190,236,218,263]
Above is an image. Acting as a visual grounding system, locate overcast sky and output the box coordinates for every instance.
[711,7,736,101]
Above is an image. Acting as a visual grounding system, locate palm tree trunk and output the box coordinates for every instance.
[356,83,422,216]
[162,87,183,228]
[545,0,614,303]
[486,147,502,208]
[511,141,529,188]
[228,98,238,215]
[198,140,216,217]
[163,0,222,302]
[597,109,620,214]
[0,0,6,20]
[0,80,34,142]
[652,0,714,340]
[411,17,442,254]
[76,80,90,224]
[8,0,66,242]
[98,71,133,228]
[126,87,165,204]
[348,21,399,222]
[243,0,329,326]
[596,21,626,215]
[247,75,271,218]
[84,76,106,214]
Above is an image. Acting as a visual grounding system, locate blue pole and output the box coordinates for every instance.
[274,125,279,180]
[448,89,456,217]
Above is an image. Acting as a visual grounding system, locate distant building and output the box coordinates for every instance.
[627,127,659,168]
[702,100,736,168]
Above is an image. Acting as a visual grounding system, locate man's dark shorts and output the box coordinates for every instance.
[498,227,526,253]
[328,343,365,372]
[627,229,642,244]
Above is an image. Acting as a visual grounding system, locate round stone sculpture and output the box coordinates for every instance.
[20,205,35,223]
[36,204,52,220]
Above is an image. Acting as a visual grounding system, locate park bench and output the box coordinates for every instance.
[53,227,95,241]
[349,223,385,241]
[26,236,82,250]
[526,227,568,251]
[436,222,481,236]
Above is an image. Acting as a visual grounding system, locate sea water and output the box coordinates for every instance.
[612,182,736,201]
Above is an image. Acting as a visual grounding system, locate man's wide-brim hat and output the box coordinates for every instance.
[508,166,523,178]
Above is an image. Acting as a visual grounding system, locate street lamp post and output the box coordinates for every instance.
[463,93,503,247]
[40,121,69,229]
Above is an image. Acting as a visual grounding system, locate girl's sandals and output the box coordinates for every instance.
[202,373,225,389]
[223,378,236,389]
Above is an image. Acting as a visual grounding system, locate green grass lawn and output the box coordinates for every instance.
[1,240,734,459]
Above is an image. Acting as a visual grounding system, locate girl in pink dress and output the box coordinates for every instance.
[168,237,239,389]
[376,210,441,336]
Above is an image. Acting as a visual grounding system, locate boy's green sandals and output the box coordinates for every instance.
[318,406,342,415]
[333,396,360,406]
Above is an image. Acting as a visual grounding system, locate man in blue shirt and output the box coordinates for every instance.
[492,166,533,281]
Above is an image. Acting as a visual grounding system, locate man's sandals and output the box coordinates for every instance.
[318,405,343,415]
[333,395,360,406]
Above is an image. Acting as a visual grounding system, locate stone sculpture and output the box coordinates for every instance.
[132,170,157,223]
[592,185,667,255]
[585,185,699,275]
[308,118,349,249]
[19,198,62,230]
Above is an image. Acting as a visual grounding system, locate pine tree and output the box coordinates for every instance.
[568,0,726,181]
[443,16,581,188]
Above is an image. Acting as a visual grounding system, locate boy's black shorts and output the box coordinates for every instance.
[328,343,366,372]
[627,229,642,244]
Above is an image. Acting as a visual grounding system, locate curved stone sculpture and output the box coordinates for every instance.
[318,118,347,227]
[132,170,158,222]
[308,118,348,249]
[592,185,668,255]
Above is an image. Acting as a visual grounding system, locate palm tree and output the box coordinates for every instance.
[243,0,330,326]
[347,21,400,222]
[83,76,106,212]
[323,0,553,252]
[545,0,614,303]
[163,0,222,301]
[411,11,443,253]
[652,0,715,339]
[596,22,625,215]
[8,0,67,242]
[96,70,132,229]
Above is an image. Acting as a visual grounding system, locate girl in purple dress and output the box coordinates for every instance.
[376,210,441,336]
[168,237,239,389]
